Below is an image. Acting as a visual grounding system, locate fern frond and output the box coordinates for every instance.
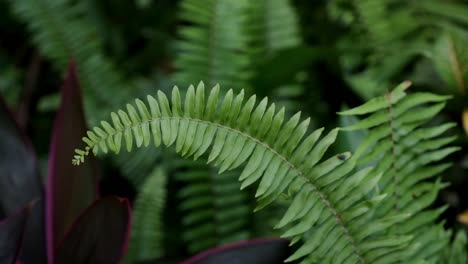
[9,0,138,122]
[124,166,167,263]
[245,0,301,57]
[74,82,412,263]
[340,81,459,262]
[442,230,468,264]
[245,0,304,111]
[173,0,249,90]
[174,159,250,253]
[171,0,255,251]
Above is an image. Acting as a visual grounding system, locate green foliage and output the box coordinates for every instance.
[2,0,467,262]
[174,159,251,253]
[171,0,251,253]
[329,0,468,99]
[124,166,167,263]
[340,81,459,262]
[9,0,138,122]
[432,32,468,95]
[245,0,304,110]
[74,82,424,263]
[0,63,22,108]
[173,0,249,90]
[168,0,306,253]
[443,231,468,264]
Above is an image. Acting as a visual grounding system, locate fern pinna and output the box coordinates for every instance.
[73,82,417,263]
[339,81,460,262]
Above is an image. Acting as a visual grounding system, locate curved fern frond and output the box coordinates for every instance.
[340,80,459,262]
[174,159,250,253]
[74,82,412,263]
[124,166,167,263]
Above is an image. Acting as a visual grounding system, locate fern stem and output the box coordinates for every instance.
[385,90,399,212]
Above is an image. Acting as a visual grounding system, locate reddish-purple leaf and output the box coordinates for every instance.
[0,96,45,262]
[181,238,290,264]
[54,196,132,264]
[0,205,30,264]
[46,62,99,263]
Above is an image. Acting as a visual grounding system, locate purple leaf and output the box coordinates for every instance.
[0,95,45,262]
[54,196,132,264]
[0,205,30,264]
[181,238,290,264]
[46,62,99,263]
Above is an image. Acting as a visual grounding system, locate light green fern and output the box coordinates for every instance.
[74,82,414,263]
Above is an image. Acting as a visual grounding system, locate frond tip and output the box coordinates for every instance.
[73,81,412,262]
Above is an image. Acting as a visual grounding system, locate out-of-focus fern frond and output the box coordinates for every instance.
[75,82,414,263]
[9,0,139,122]
[442,230,468,264]
[245,0,301,57]
[432,31,468,95]
[173,0,250,90]
[174,159,250,253]
[245,0,304,111]
[329,0,468,100]
[124,166,167,263]
[341,81,459,262]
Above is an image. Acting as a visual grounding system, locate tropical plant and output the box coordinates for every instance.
[73,81,467,263]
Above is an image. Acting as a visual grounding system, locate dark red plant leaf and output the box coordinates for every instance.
[181,238,291,264]
[54,196,132,264]
[46,61,99,263]
[0,96,45,262]
[0,205,30,264]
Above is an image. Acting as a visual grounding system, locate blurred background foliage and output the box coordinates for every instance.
[0,0,467,262]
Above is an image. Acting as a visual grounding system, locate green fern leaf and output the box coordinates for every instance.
[74,82,413,263]
[340,81,459,262]
[174,159,251,253]
[8,0,138,122]
[124,167,167,263]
